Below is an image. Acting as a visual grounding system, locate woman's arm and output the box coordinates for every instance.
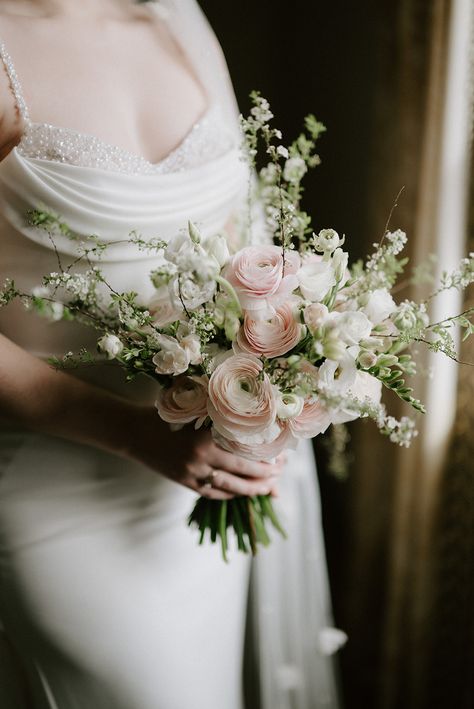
[0,334,282,498]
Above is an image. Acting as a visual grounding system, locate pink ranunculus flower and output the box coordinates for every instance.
[236,300,304,358]
[156,375,208,431]
[224,245,300,316]
[213,423,297,462]
[207,353,277,442]
[288,397,333,438]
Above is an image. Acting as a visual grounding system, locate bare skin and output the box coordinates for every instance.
[0,0,284,498]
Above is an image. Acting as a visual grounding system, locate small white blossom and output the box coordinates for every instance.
[276,145,289,159]
[98,334,123,360]
[283,156,307,183]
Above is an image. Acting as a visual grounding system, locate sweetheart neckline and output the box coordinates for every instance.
[16,104,214,171]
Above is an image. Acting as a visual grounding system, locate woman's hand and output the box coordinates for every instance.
[127,407,285,501]
[0,335,284,500]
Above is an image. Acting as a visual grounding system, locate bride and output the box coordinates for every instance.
[0,1,342,707]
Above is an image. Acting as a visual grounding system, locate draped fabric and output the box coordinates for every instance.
[337,2,473,707]
[0,3,343,708]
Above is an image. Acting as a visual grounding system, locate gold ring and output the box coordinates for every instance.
[202,470,218,489]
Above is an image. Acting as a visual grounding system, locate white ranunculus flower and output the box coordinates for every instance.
[357,350,378,369]
[98,334,124,360]
[362,289,397,325]
[313,228,343,254]
[283,156,307,183]
[152,334,190,376]
[329,310,373,346]
[204,233,230,268]
[298,259,336,302]
[276,391,305,420]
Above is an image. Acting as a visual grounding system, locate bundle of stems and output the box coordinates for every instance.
[188,495,286,562]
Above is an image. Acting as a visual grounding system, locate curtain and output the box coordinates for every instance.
[200,1,472,706]
[346,1,473,707]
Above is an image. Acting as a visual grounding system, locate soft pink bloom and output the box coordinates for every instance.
[236,301,304,358]
[156,375,208,430]
[149,286,182,327]
[207,353,277,442]
[304,302,329,334]
[213,423,296,462]
[288,397,332,438]
[224,245,300,315]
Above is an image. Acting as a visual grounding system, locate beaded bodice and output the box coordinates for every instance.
[0,40,233,176]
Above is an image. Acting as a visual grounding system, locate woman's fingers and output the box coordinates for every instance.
[209,446,283,479]
[210,470,279,497]
[187,477,235,500]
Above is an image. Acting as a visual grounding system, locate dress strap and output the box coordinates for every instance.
[0,40,30,123]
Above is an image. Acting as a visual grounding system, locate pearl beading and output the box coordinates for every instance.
[0,40,30,122]
[0,40,233,176]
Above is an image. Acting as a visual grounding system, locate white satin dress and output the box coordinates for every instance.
[0,32,341,709]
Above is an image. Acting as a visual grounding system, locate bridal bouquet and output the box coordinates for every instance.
[1,93,473,560]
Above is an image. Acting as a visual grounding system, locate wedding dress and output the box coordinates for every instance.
[0,2,342,708]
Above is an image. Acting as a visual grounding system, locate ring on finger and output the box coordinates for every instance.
[201,469,219,489]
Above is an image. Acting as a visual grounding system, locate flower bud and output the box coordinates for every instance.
[98,334,123,360]
[332,248,349,282]
[376,354,399,368]
[224,312,241,341]
[205,233,230,269]
[188,221,202,244]
[357,350,378,369]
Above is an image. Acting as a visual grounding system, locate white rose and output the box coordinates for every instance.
[362,289,396,325]
[98,334,123,360]
[276,391,304,420]
[299,258,336,302]
[283,156,307,183]
[329,311,373,346]
[204,233,230,268]
[152,334,190,376]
